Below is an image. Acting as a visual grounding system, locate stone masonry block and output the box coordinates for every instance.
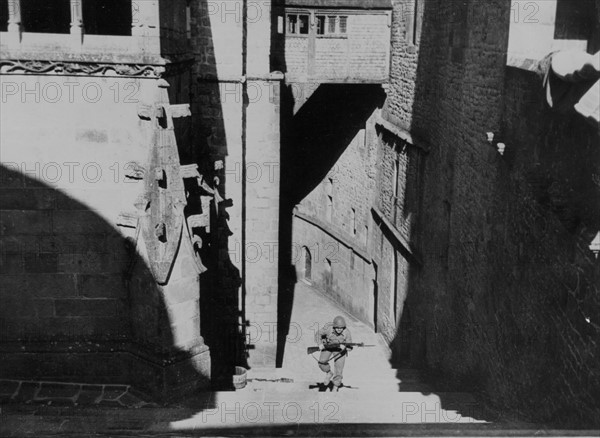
[54,299,120,317]
[253,294,272,306]
[0,188,56,210]
[58,253,127,275]
[35,383,80,401]
[168,299,199,325]
[0,253,24,274]
[24,253,58,273]
[77,275,126,299]
[0,210,53,235]
[52,211,111,234]
[171,316,201,350]
[0,274,78,298]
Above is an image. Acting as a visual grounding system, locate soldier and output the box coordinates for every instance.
[315,315,353,390]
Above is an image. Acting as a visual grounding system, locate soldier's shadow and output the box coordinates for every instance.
[308,383,330,392]
[308,383,357,392]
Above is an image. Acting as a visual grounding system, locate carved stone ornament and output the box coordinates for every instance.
[139,98,188,284]
[0,59,166,78]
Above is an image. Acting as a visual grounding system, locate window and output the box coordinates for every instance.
[326,196,333,223]
[83,0,132,36]
[303,247,312,280]
[316,14,347,36]
[328,16,336,34]
[324,258,333,288]
[325,178,334,223]
[0,0,8,32]
[287,14,297,33]
[186,2,191,40]
[287,13,309,35]
[339,16,347,33]
[316,15,325,35]
[392,159,399,199]
[350,208,356,236]
[21,0,71,34]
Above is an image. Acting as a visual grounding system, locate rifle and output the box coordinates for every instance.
[306,342,375,355]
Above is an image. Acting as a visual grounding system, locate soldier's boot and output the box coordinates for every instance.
[323,371,333,386]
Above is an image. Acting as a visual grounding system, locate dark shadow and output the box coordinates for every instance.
[190,0,247,389]
[276,200,298,367]
[167,423,548,436]
[0,165,213,417]
[275,25,293,367]
[282,84,387,206]
[20,0,70,34]
[0,1,9,32]
[554,0,596,41]
[83,0,132,36]
[199,196,246,390]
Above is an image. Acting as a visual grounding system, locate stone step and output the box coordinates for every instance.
[0,379,153,408]
[167,389,489,427]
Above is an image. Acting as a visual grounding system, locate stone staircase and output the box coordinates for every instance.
[237,283,492,425]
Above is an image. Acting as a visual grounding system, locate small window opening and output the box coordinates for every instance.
[287,14,309,35]
[324,258,333,288]
[339,16,347,33]
[0,1,8,32]
[328,16,337,34]
[186,2,192,40]
[316,15,325,35]
[83,0,132,36]
[326,178,334,223]
[287,14,297,33]
[21,0,71,34]
[303,247,312,280]
[298,14,309,34]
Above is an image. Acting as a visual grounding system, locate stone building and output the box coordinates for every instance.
[1,0,599,426]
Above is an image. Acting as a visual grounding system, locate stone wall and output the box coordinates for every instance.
[382,0,600,426]
[0,72,210,398]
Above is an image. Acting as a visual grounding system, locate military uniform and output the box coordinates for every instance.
[315,318,352,388]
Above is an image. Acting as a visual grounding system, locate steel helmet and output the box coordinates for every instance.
[333,315,346,328]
